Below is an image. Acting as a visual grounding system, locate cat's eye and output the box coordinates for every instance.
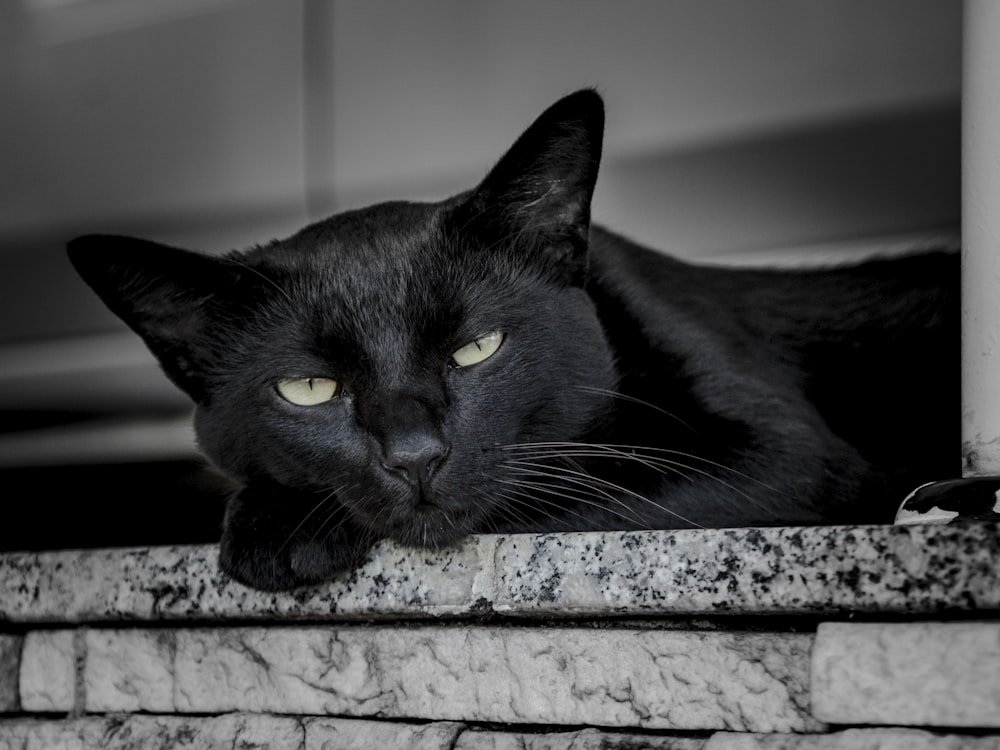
[452,330,504,368]
[276,377,339,406]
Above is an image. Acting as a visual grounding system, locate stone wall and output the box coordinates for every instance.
[2,523,999,749]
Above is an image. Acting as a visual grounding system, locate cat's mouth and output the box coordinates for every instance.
[374,494,472,549]
[386,515,464,549]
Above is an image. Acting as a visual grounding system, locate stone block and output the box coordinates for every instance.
[170,626,817,732]
[305,718,465,749]
[84,629,175,712]
[0,635,20,713]
[455,726,707,749]
[0,714,303,749]
[811,622,1000,727]
[19,630,75,712]
[705,728,1000,749]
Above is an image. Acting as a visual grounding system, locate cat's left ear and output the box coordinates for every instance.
[454,88,604,284]
[68,234,244,401]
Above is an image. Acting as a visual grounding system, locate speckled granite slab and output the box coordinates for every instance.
[489,523,1000,616]
[1,523,997,623]
[19,625,818,732]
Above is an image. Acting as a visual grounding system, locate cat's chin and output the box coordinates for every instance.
[374,505,477,550]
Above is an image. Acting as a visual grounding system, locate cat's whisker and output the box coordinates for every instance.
[310,495,355,545]
[500,438,789,522]
[498,462,665,527]
[491,491,583,530]
[470,478,541,530]
[507,450,703,502]
[575,385,696,432]
[275,484,346,556]
[507,445,782,520]
[503,440,789,499]
[494,475,651,528]
[501,463,643,516]
[503,459,704,528]
[491,481,604,528]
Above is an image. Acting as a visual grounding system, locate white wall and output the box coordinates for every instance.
[0,0,961,244]
[325,0,961,208]
[0,0,308,246]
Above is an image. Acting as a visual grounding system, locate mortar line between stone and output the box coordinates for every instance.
[71,626,87,718]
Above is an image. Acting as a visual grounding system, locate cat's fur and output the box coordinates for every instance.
[69,89,958,591]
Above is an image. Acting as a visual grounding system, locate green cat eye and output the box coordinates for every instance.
[452,330,504,368]
[276,377,339,406]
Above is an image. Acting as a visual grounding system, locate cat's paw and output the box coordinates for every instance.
[219,534,367,592]
[217,484,370,591]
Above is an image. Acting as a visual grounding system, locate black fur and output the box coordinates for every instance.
[68,89,958,591]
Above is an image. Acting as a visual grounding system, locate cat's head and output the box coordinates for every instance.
[68,89,617,564]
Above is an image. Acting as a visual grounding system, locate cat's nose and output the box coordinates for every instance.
[381,438,449,486]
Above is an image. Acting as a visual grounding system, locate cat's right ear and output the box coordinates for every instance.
[67,234,239,401]
[452,88,605,285]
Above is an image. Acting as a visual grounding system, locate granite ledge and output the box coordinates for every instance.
[1,523,997,624]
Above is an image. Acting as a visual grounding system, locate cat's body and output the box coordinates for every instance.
[69,90,958,591]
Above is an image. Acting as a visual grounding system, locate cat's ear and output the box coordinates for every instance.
[454,88,604,284]
[68,234,241,401]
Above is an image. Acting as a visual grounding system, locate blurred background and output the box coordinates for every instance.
[0,0,961,550]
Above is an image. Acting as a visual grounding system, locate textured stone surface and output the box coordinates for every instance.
[305,718,465,749]
[0,540,486,623]
[705,728,1000,749]
[456,727,707,749]
[179,626,817,731]
[0,635,20,713]
[489,524,1000,616]
[0,714,304,749]
[1,523,997,623]
[1,720,998,750]
[19,630,75,712]
[0,716,708,750]
[19,625,814,731]
[811,622,1000,727]
[84,629,175,712]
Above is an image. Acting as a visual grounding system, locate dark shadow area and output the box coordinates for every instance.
[1,460,230,552]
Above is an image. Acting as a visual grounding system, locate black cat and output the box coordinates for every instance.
[69,89,958,591]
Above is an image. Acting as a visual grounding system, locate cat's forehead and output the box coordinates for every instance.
[237,200,483,340]
[261,202,455,279]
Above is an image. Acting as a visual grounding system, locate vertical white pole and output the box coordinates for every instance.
[962,0,1000,477]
